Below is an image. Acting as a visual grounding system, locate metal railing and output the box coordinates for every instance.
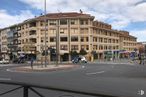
[0,80,118,97]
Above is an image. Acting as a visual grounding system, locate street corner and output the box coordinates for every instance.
[6,64,80,73]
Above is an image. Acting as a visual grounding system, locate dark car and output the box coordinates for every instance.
[13,57,25,63]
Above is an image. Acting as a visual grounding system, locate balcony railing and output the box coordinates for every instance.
[0,80,117,97]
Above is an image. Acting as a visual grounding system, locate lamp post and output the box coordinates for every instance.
[44,0,47,67]
[56,18,59,66]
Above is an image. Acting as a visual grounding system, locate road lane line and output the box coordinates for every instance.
[0,78,11,81]
[86,71,105,75]
[82,66,85,68]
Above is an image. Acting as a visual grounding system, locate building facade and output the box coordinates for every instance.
[0,12,137,61]
[137,42,146,54]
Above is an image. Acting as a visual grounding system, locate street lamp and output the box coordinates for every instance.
[56,16,59,66]
[44,0,47,67]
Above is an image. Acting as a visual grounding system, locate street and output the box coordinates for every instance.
[0,62,146,97]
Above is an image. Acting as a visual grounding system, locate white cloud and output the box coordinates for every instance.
[0,10,34,28]
[1,0,146,41]
[126,2,146,22]
[18,0,146,29]
[130,29,146,42]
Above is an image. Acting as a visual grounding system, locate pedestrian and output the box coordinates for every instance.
[30,57,34,69]
[141,55,145,65]
[138,54,142,65]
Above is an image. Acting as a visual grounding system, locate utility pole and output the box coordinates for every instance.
[56,18,59,66]
[44,0,47,67]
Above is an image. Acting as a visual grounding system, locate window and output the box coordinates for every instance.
[22,39,24,44]
[50,29,56,34]
[30,38,37,43]
[70,20,75,25]
[109,39,111,43]
[113,39,115,43]
[93,45,98,50]
[71,28,78,34]
[60,29,67,34]
[81,37,84,42]
[60,45,68,50]
[60,19,67,25]
[81,45,84,49]
[29,30,36,35]
[50,37,56,42]
[99,38,103,42]
[116,40,119,43]
[40,21,44,26]
[93,37,97,42]
[80,20,88,25]
[99,45,103,50]
[70,19,77,25]
[86,37,88,42]
[49,20,56,25]
[29,22,36,27]
[60,37,67,42]
[26,39,28,43]
[80,28,88,34]
[104,46,108,50]
[104,38,107,43]
[80,20,84,25]
[71,36,78,42]
[71,45,78,50]
[86,45,89,50]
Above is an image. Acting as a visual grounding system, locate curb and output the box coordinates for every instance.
[6,64,79,73]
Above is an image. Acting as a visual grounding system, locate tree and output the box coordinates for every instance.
[70,50,79,56]
[79,49,87,55]
[139,46,144,54]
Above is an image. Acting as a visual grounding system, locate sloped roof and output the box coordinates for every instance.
[36,12,95,20]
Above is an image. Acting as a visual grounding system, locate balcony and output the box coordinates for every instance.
[27,38,37,44]
[29,22,36,28]
[29,30,36,35]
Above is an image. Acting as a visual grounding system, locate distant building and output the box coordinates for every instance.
[137,42,146,54]
[0,12,137,61]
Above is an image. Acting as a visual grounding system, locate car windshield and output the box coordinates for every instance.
[0,0,146,97]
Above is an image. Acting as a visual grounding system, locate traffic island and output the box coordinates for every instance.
[8,64,79,72]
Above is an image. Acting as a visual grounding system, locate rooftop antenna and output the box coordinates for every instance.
[80,9,83,13]
[57,9,61,13]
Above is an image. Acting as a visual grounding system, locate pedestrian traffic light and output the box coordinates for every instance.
[42,50,48,56]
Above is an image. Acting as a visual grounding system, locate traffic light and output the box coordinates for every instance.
[42,50,48,56]
[50,48,56,55]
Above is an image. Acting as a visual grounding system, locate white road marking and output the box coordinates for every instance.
[6,69,11,72]
[0,78,11,81]
[82,66,85,68]
[86,71,105,75]
[0,64,15,67]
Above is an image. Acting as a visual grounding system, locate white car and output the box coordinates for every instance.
[72,56,88,63]
[0,59,9,64]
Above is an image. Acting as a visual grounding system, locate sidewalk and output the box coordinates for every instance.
[8,64,78,72]
[92,59,134,65]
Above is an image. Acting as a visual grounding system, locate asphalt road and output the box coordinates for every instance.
[0,63,146,97]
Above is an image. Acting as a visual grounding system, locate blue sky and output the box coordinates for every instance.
[0,0,146,42]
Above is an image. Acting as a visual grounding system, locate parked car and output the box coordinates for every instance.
[0,59,9,64]
[12,58,25,63]
[72,56,87,64]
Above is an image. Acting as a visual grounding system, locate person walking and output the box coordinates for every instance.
[30,57,34,69]
[141,54,145,65]
[138,54,141,65]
